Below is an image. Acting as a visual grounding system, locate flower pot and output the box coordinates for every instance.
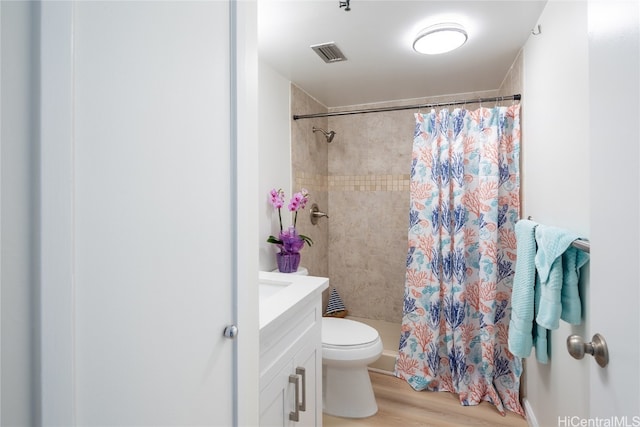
[277,252,301,273]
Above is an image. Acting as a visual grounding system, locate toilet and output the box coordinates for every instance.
[277,267,383,418]
[321,317,383,418]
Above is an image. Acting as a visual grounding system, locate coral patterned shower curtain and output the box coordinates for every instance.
[395,105,524,416]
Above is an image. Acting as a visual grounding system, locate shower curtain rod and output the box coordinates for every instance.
[292,94,521,120]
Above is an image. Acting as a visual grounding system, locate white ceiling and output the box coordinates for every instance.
[258,0,547,108]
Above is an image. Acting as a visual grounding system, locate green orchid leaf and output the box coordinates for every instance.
[300,234,314,246]
[267,235,283,245]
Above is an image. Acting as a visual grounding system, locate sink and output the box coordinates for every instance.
[259,279,292,301]
[259,271,329,331]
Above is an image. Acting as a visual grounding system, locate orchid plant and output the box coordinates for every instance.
[267,188,313,252]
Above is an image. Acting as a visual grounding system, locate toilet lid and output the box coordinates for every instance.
[322,317,379,346]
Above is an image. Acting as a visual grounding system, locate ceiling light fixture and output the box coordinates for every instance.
[413,23,468,55]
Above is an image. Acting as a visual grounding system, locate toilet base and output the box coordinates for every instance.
[322,364,377,418]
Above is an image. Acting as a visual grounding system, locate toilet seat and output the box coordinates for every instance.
[321,318,383,364]
[323,341,379,350]
[322,317,379,347]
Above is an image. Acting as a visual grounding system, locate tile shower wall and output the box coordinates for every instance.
[291,84,329,278]
[291,81,522,322]
[327,108,412,322]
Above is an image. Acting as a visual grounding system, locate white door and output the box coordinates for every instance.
[588,0,640,420]
[39,2,258,425]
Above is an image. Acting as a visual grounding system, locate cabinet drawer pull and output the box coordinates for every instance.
[295,367,306,412]
[288,374,300,422]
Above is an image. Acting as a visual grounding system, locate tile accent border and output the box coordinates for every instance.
[295,172,328,192]
[329,174,410,192]
[295,173,410,192]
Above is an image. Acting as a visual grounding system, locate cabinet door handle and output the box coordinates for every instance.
[295,367,306,412]
[288,374,300,422]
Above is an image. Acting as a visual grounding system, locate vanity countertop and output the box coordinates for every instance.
[259,271,328,331]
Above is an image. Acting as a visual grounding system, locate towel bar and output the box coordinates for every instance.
[571,239,590,254]
[524,216,590,254]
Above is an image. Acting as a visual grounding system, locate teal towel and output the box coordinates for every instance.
[533,225,590,363]
[561,247,590,324]
[533,275,549,363]
[508,219,538,358]
[536,253,565,330]
[534,225,588,330]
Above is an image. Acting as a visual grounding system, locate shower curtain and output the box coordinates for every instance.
[396,105,524,416]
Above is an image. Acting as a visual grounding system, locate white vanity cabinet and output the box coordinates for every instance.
[259,272,327,427]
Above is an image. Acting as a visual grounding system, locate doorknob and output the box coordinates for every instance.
[566,333,609,367]
[223,325,238,339]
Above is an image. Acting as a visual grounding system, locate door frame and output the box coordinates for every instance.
[39,2,75,423]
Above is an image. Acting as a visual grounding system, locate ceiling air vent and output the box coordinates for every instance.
[311,42,347,63]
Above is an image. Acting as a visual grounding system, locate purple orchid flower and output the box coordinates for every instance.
[267,188,314,251]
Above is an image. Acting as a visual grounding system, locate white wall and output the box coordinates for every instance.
[0,2,39,425]
[258,61,291,271]
[521,1,590,425]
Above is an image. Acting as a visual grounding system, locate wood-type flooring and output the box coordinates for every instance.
[323,372,528,427]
